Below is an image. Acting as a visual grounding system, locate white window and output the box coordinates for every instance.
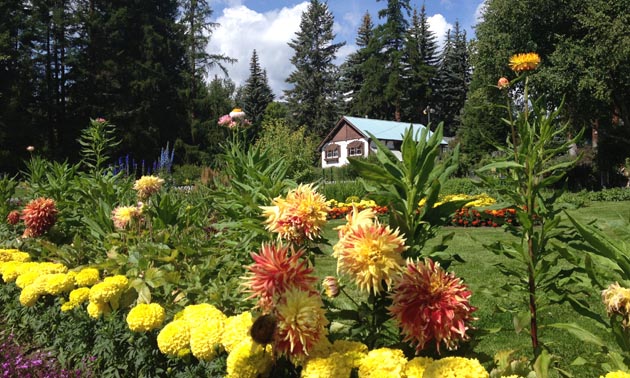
[349,146,362,156]
[326,149,339,159]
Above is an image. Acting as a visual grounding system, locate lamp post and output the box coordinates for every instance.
[423,105,435,127]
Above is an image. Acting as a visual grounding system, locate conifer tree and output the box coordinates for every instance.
[339,12,374,115]
[242,50,274,141]
[284,0,345,137]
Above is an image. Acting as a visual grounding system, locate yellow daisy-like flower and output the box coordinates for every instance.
[133,175,165,199]
[226,337,274,378]
[222,312,254,353]
[601,371,630,378]
[422,356,489,378]
[126,303,166,332]
[333,221,407,294]
[404,356,435,378]
[358,348,408,378]
[190,316,224,360]
[301,352,353,378]
[157,319,191,356]
[19,285,41,307]
[74,268,100,287]
[509,52,541,73]
[44,273,75,295]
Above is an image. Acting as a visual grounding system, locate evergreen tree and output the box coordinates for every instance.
[284,0,345,137]
[339,12,373,115]
[242,50,274,141]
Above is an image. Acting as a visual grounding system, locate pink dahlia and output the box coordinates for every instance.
[389,258,476,353]
[243,243,318,312]
[6,210,20,225]
[21,197,58,237]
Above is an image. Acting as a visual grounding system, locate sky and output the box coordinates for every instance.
[207,0,486,98]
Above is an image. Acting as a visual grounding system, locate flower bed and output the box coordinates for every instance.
[326,199,388,219]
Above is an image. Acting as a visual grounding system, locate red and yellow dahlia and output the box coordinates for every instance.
[243,243,318,311]
[20,197,58,237]
[389,258,476,353]
[334,205,376,240]
[333,222,407,294]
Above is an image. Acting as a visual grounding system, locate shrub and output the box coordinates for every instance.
[318,180,367,202]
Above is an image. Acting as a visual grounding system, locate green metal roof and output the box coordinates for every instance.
[344,116,446,144]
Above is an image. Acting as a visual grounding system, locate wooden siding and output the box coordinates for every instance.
[330,122,363,143]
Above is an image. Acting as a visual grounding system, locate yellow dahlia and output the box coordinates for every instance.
[20,197,58,237]
[111,205,141,229]
[74,268,100,287]
[389,258,476,353]
[358,347,407,378]
[404,356,435,378]
[226,337,273,378]
[260,183,329,242]
[157,319,191,356]
[133,175,165,199]
[301,352,353,378]
[601,371,630,378]
[602,282,630,328]
[274,287,329,361]
[243,243,318,311]
[190,316,224,360]
[422,356,488,378]
[222,311,254,353]
[509,52,540,73]
[127,303,166,332]
[333,222,407,294]
[335,205,376,239]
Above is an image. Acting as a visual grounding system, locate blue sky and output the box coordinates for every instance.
[208,0,486,97]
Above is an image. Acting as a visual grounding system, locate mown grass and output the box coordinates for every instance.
[315,201,630,377]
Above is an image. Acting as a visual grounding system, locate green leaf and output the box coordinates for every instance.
[477,161,524,172]
[513,311,531,334]
[548,323,606,347]
[534,349,552,378]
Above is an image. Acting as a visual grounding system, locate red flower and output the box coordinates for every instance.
[21,197,57,237]
[389,258,476,353]
[6,210,20,225]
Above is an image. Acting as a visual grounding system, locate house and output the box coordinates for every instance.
[318,116,448,168]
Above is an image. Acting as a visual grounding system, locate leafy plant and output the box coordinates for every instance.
[77,118,121,173]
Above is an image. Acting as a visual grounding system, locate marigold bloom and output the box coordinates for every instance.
[509,52,540,73]
[331,340,368,368]
[133,175,164,199]
[190,316,224,360]
[389,258,477,353]
[89,281,124,305]
[103,275,129,289]
[333,222,407,294]
[274,287,329,361]
[404,356,435,378]
[243,243,318,311]
[21,197,58,237]
[15,271,40,289]
[181,303,226,325]
[222,311,254,353]
[157,319,191,356]
[44,273,75,295]
[74,268,100,287]
[260,183,329,242]
[19,285,41,307]
[127,303,166,332]
[301,353,353,378]
[226,337,273,378]
[601,372,630,378]
[422,356,488,378]
[322,276,340,298]
[6,210,20,225]
[0,249,30,262]
[87,301,110,319]
[358,347,408,378]
[61,287,91,311]
[111,205,141,229]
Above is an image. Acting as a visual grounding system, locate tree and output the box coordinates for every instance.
[339,12,374,115]
[284,0,345,137]
[242,50,274,141]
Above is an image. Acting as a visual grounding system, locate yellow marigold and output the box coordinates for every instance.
[157,319,191,356]
[61,287,91,311]
[89,281,123,304]
[74,268,100,287]
[509,52,541,73]
[44,273,75,295]
[127,303,166,332]
[190,316,224,360]
[304,336,333,361]
[422,356,489,378]
[1,261,30,282]
[221,311,254,353]
[181,303,227,325]
[134,175,165,199]
[226,337,273,378]
[333,222,407,294]
[87,301,110,319]
[103,275,129,289]
[404,356,435,378]
[19,285,41,307]
[36,262,68,275]
[331,340,368,368]
[601,371,630,378]
[0,249,30,262]
[358,348,408,378]
[15,271,41,289]
[302,352,353,378]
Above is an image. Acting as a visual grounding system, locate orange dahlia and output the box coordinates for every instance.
[509,52,540,73]
[20,197,57,237]
[260,183,329,242]
[6,210,20,225]
[274,287,329,361]
[333,222,407,294]
[389,258,476,353]
[243,243,318,312]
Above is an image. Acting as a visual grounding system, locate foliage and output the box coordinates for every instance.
[318,180,367,203]
[242,50,274,141]
[77,118,121,173]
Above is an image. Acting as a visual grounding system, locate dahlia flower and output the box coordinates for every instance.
[334,205,376,239]
[221,312,254,353]
[602,282,630,328]
[497,77,510,89]
[74,268,100,287]
[260,183,329,242]
[358,347,408,378]
[126,303,166,332]
[6,210,20,225]
[301,353,353,378]
[389,258,477,353]
[111,205,141,229]
[226,337,273,378]
[243,243,317,311]
[333,222,407,294]
[274,287,329,361]
[157,319,191,356]
[133,175,164,199]
[404,356,435,378]
[422,356,488,378]
[509,52,540,73]
[21,197,57,237]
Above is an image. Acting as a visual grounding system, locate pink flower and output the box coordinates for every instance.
[6,210,20,225]
[21,197,58,237]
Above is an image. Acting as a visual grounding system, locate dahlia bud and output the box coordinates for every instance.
[322,276,340,298]
[6,210,20,225]
[497,77,509,89]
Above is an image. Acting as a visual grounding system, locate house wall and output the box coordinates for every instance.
[321,137,367,168]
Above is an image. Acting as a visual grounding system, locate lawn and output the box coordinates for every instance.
[315,201,630,377]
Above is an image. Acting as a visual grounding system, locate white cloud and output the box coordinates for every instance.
[428,14,453,49]
[474,1,487,25]
[207,3,309,99]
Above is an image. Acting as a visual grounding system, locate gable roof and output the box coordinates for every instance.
[319,116,446,150]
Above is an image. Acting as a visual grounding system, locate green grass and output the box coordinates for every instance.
[315,201,630,376]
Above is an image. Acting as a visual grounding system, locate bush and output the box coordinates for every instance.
[587,187,630,202]
[441,177,485,196]
[318,180,367,202]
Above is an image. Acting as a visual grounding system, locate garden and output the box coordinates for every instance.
[1,53,630,378]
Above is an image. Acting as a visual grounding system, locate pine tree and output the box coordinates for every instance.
[284,0,345,137]
[339,12,373,115]
[242,50,274,141]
